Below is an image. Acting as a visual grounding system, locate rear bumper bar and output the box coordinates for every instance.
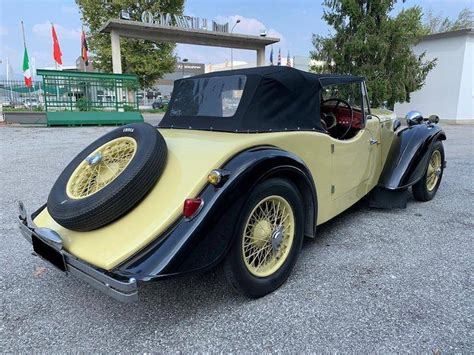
[18,203,138,303]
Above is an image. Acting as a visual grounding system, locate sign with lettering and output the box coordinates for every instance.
[140,11,229,33]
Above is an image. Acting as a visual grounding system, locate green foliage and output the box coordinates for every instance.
[3,106,44,112]
[76,97,91,111]
[123,104,137,112]
[76,0,185,88]
[311,0,436,108]
[140,107,167,113]
[424,7,473,34]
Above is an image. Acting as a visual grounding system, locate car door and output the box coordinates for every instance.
[330,82,381,205]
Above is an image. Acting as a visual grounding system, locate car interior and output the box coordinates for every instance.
[320,82,366,140]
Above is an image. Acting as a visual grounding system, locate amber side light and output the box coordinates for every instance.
[207,170,222,185]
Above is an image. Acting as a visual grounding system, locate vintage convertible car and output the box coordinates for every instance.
[18,66,446,302]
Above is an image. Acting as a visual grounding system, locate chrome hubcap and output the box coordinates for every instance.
[85,152,103,166]
[271,225,284,254]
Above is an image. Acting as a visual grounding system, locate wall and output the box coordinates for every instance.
[456,35,473,120]
[394,32,473,122]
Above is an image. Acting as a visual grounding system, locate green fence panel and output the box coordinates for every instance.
[46,111,143,126]
[37,70,140,113]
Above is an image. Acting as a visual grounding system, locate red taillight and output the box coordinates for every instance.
[183,198,203,218]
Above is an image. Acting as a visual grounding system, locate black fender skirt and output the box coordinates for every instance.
[113,146,318,281]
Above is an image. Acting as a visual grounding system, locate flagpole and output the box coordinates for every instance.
[21,21,32,99]
[51,22,58,71]
[81,25,83,71]
[21,21,27,48]
[51,21,60,102]
[82,25,85,72]
[7,57,13,102]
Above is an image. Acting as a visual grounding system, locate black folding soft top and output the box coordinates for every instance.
[159,66,364,133]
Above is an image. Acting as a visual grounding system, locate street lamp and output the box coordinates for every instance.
[182,58,188,78]
[230,19,240,70]
[176,56,189,78]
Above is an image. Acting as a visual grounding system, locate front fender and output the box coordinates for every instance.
[114,146,317,281]
[378,123,446,190]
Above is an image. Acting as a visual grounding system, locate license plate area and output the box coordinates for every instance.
[32,235,67,272]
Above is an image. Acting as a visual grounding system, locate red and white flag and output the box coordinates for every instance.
[51,24,63,65]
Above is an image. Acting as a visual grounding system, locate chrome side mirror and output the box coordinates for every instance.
[393,118,401,131]
[405,111,423,126]
[428,114,440,124]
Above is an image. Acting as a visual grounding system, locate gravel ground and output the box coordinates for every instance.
[0,122,472,352]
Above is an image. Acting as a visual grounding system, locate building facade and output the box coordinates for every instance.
[154,62,205,98]
[394,28,473,123]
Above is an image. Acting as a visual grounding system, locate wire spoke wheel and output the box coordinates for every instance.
[242,195,295,277]
[48,123,167,232]
[426,150,442,192]
[66,137,137,199]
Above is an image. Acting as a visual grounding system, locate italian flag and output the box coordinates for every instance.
[23,47,32,87]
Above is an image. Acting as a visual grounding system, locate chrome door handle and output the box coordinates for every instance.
[370,138,379,145]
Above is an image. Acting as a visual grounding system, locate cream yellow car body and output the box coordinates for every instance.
[34,110,396,271]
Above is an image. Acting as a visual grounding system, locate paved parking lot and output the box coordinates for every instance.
[0,122,472,352]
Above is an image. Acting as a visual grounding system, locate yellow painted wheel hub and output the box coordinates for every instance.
[66,137,137,199]
[242,195,295,277]
[426,150,442,192]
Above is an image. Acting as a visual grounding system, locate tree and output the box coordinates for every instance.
[311,1,436,108]
[76,0,185,88]
[424,8,473,34]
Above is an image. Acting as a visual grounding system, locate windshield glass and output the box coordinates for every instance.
[321,82,363,111]
[169,75,247,118]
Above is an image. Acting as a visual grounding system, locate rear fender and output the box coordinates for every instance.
[114,146,317,280]
[378,123,446,190]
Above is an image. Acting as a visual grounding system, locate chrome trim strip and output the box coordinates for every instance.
[17,216,138,303]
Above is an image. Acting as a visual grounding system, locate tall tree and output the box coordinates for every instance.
[311,1,436,108]
[424,7,473,34]
[76,0,185,88]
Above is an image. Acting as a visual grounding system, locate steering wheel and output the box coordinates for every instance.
[321,98,354,139]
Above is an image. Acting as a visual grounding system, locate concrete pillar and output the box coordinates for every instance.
[111,30,122,74]
[256,47,266,67]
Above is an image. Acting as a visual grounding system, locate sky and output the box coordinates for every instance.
[0,0,471,78]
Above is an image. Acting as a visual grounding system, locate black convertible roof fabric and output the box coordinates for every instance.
[159,66,364,133]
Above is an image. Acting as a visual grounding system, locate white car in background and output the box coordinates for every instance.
[23,98,41,109]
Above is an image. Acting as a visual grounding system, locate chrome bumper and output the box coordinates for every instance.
[18,202,138,303]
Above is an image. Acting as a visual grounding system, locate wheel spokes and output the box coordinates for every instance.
[426,150,442,191]
[66,137,137,199]
[242,195,295,277]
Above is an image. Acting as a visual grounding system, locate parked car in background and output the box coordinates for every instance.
[1,97,12,108]
[18,66,446,303]
[23,98,41,109]
[152,97,170,109]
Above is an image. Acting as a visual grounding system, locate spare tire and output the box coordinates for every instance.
[47,123,167,232]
